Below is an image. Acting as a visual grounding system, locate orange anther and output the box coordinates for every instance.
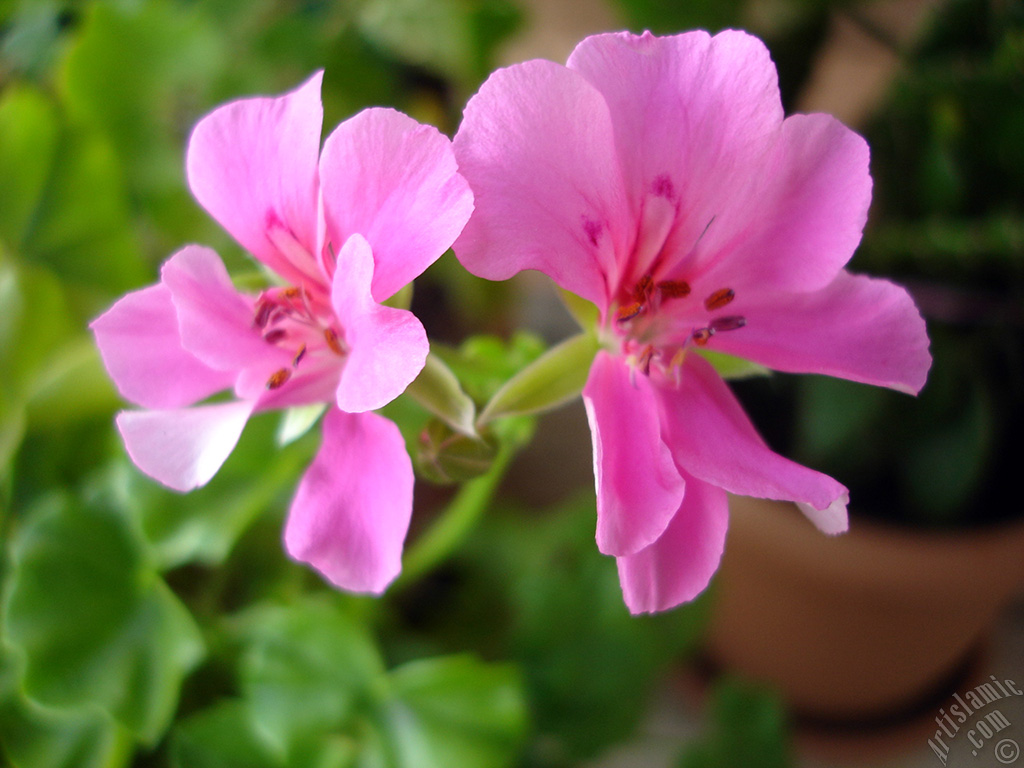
[292,343,307,367]
[266,368,292,390]
[324,327,344,356]
[692,328,714,347]
[704,288,735,311]
[616,302,644,323]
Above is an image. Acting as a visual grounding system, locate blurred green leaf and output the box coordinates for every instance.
[91,414,317,571]
[465,494,710,761]
[676,679,791,768]
[3,494,205,743]
[235,597,385,762]
[170,700,285,768]
[25,124,146,295]
[0,84,59,248]
[378,655,528,768]
[0,650,133,768]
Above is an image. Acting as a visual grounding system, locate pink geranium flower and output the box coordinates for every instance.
[91,73,473,593]
[452,30,931,613]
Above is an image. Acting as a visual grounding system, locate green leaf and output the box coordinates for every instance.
[676,679,791,768]
[0,650,133,768]
[405,353,477,437]
[171,701,285,768]
[235,597,386,761]
[24,124,146,295]
[432,332,546,408]
[3,494,205,743]
[0,84,59,248]
[380,655,528,768]
[478,333,598,425]
[90,414,317,571]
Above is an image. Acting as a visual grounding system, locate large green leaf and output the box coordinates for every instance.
[170,700,285,768]
[379,655,527,768]
[235,597,385,762]
[0,84,59,248]
[3,494,205,743]
[0,650,132,768]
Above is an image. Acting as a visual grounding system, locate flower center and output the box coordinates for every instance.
[252,285,346,390]
[613,275,746,383]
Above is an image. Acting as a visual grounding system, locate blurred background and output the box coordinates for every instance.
[1,0,1022,766]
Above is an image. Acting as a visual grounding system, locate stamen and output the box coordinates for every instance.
[704,288,735,311]
[292,343,307,367]
[324,327,345,356]
[709,315,746,332]
[634,274,654,302]
[263,328,287,344]
[266,368,292,390]
[616,302,644,323]
[637,345,655,376]
[657,280,691,299]
[254,299,275,329]
[692,328,714,347]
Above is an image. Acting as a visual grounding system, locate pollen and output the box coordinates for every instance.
[657,280,691,299]
[704,288,735,311]
[266,368,292,390]
[616,301,644,323]
[292,343,307,367]
[324,327,344,356]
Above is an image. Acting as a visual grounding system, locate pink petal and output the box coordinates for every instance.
[284,408,413,594]
[710,271,931,395]
[186,72,323,286]
[693,113,871,295]
[161,245,290,372]
[656,353,848,533]
[320,108,473,303]
[90,284,234,409]
[453,59,631,308]
[566,31,785,279]
[116,400,254,492]
[616,470,728,614]
[582,351,685,557]
[331,234,428,413]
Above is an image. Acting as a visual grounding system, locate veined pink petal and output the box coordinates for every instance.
[656,353,848,533]
[116,400,254,492]
[186,72,323,286]
[711,271,931,395]
[567,31,783,280]
[332,234,428,413]
[284,408,413,594]
[320,108,473,302]
[161,245,290,372]
[90,284,234,409]
[453,59,631,308]
[616,470,728,614]
[583,351,685,557]
[694,113,871,295]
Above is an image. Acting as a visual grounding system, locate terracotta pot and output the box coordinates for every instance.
[705,495,1024,722]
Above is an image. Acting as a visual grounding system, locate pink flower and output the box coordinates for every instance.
[452,31,931,613]
[91,73,473,594]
